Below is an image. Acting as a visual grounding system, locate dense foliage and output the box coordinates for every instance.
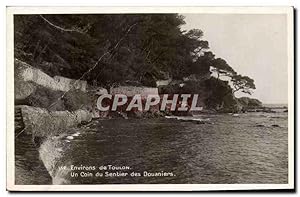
[14,14,256,110]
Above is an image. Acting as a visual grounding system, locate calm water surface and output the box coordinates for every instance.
[16,112,288,184]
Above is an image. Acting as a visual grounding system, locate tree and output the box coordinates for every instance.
[184,29,209,58]
[204,77,235,109]
[185,29,203,40]
[190,51,214,75]
[14,13,256,99]
[194,40,209,55]
[231,74,256,95]
[211,58,236,79]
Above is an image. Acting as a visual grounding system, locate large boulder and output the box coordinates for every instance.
[16,85,66,111]
[16,105,92,138]
[14,60,37,100]
[14,59,88,101]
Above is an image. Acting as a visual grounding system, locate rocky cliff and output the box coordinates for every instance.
[14,59,98,139]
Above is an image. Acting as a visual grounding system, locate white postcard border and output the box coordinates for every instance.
[6,6,294,191]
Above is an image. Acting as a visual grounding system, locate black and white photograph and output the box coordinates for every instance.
[6,7,294,191]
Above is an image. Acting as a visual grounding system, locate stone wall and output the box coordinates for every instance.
[110,86,159,98]
[15,59,87,99]
[16,105,92,138]
[156,79,172,87]
[54,76,87,92]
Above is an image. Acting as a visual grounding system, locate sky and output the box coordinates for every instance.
[182,14,288,104]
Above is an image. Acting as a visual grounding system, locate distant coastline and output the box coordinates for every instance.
[262,103,288,108]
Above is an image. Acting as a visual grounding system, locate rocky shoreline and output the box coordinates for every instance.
[14,59,286,184]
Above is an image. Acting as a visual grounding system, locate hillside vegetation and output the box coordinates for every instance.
[14,14,258,112]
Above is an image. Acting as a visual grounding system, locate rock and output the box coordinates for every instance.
[256,124,265,127]
[17,85,66,111]
[75,109,93,123]
[15,59,88,93]
[15,59,93,112]
[72,132,80,137]
[195,121,205,124]
[110,86,159,98]
[16,105,93,138]
[271,124,280,127]
[238,97,262,109]
[62,89,93,111]
[54,76,87,92]
[15,133,52,185]
[66,136,74,140]
[15,81,37,100]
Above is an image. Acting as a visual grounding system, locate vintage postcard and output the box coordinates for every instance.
[6,7,294,191]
